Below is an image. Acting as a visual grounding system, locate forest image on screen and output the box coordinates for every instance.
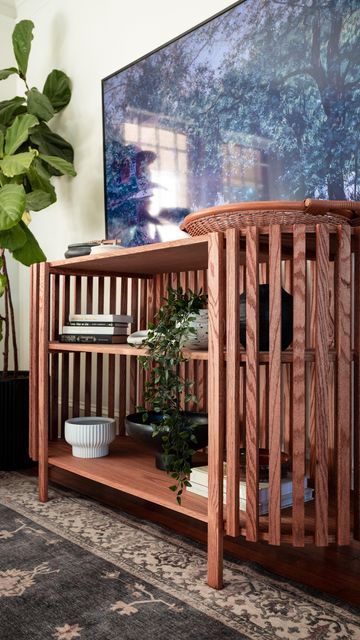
[103,0,359,246]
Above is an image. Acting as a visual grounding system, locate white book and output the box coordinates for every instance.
[68,313,133,324]
[187,481,314,515]
[62,325,128,335]
[189,465,308,500]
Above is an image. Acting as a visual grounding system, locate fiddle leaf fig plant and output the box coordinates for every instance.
[138,286,207,504]
[0,19,76,372]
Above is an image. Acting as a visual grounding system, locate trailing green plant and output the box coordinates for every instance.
[138,286,207,504]
[0,19,76,373]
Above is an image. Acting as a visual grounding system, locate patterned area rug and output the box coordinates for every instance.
[0,472,359,640]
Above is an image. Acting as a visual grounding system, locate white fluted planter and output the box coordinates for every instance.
[64,417,116,458]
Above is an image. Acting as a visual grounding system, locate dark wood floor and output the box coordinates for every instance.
[31,466,360,608]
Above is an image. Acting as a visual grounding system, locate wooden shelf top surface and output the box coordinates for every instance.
[48,437,209,522]
[48,236,210,276]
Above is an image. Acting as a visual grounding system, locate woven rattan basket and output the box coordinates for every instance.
[180,199,360,236]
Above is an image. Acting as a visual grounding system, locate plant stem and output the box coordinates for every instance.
[2,253,19,374]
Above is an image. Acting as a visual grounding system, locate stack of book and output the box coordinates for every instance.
[187,465,314,515]
[59,313,133,344]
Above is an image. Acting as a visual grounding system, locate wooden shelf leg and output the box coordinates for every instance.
[207,232,225,589]
[38,262,50,503]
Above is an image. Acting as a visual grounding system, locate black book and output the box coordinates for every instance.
[59,334,128,344]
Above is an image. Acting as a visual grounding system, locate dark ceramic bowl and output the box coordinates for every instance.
[125,411,208,470]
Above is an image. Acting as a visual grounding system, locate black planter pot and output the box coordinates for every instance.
[0,372,32,470]
[240,284,293,351]
[125,411,208,470]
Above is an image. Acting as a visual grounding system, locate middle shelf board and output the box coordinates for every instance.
[48,342,343,363]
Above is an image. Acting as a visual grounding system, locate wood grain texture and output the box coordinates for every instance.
[245,226,259,542]
[335,226,351,545]
[118,277,128,433]
[292,225,306,546]
[96,277,105,416]
[72,276,82,418]
[354,228,360,540]
[315,225,329,546]
[107,277,117,418]
[84,278,93,416]
[187,271,196,411]
[268,225,282,545]
[207,232,225,589]
[225,228,240,537]
[50,274,60,440]
[38,262,49,502]
[60,276,70,435]
[129,278,139,413]
[29,264,40,460]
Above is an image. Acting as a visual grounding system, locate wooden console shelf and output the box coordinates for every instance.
[30,228,360,591]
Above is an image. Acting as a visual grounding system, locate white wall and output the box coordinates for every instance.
[1,0,233,368]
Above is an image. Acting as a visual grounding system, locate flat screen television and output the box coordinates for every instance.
[102,0,359,246]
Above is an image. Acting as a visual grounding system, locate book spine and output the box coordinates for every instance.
[62,325,128,335]
[68,321,128,327]
[59,334,127,344]
[69,314,132,323]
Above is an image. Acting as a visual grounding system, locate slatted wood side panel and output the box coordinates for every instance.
[268,225,282,545]
[118,277,128,433]
[226,228,240,537]
[95,277,105,415]
[137,278,147,408]
[196,270,207,413]
[354,228,360,541]
[292,225,306,546]
[245,226,259,542]
[107,277,117,418]
[129,278,139,414]
[335,225,351,545]
[38,262,50,502]
[187,270,197,411]
[315,224,329,546]
[84,278,93,416]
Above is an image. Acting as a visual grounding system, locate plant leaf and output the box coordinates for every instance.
[0,67,18,81]
[0,150,37,177]
[0,221,27,251]
[4,113,38,155]
[25,188,53,211]
[0,97,26,127]
[0,130,4,159]
[27,159,56,203]
[38,153,76,177]
[12,220,46,265]
[26,88,54,122]
[0,184,25,230]
[43,69,71,111]
[30,122,74,175]
[0,272,7,296]
[12,20,34,78]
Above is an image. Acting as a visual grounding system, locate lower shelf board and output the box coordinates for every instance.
[48,437,209,523]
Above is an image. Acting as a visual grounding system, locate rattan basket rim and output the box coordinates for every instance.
[180,199,360,231]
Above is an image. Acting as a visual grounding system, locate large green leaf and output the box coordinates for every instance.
[0,221,26,251]
[5,113,38,155]
[0,97,26,127]
[0,273,7,296]
[30,123,74,176]
[26,88,54,122]
[0,67,18,81]
[43,70,71,112]
[0,131,4,159]
[12,20,34,78]
[25,188,53,211]
[27,159,56,203]
[0,184,25,230]
[38,153,76,177]
[0,150,37,177]
[12,220,46,265]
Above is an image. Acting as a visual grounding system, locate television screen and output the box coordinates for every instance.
[102,0,360,246]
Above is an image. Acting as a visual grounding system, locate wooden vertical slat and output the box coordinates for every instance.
[283,260,293,455]
[84,278,93,415]
[144,277,155,413]
[187,271,196,411]
[38,262,49,502]
[61,276,70,434]
[315,224,329,546]
[207,232,225,589]
[226,228,240,537]
[180,272,187,410]
[50,274,59,440]
[196,270,206,412]
[137,278,147,407]
[129,278,139,413]
[292,224,306,546]
[29,264,40,460]
[268,225,282,545]
[118,277,128,433]
[354,228,360,540]
[96,277,105,415]
[335,225,351,545]
[245,226,259,542]
[108,277,117,417]
[72,276,82,417]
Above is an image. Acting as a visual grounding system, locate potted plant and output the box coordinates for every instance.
[125,286,208,504]
[0,20,76,469]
